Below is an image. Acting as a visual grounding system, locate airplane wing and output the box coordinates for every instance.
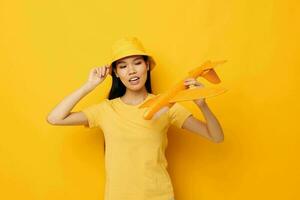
[169,86,228,103]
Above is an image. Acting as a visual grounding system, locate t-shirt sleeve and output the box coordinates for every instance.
[81,101,106,129]
[168,102,193,129]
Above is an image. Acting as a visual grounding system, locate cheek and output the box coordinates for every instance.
[139,71,148,81]
[138,65,148,76]
[117,70,127,78]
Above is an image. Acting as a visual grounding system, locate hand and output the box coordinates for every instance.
[86,65,110,89]
[183,77,206,106]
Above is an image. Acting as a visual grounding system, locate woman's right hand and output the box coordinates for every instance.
[86,65,110,89]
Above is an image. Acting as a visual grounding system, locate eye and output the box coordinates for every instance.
[135,62,142,65]
[119,65,126,68]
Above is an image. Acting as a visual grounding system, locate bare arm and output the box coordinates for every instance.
[181,77,224,143]
[46,65,110,126]
[182,100,224,143]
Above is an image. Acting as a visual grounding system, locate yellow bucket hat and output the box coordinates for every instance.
[107,36,156,75]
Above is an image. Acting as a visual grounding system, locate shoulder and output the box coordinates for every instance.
[100,98,116,108]
[168,102,192,119]
[83,98,110,111]
[168,102,193,128]
[95,98,110,106]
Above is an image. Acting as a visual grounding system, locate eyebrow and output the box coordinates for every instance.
[116,57,143,65]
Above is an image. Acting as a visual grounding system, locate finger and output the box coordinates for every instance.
[96,67,101,77]
[102,66,106,77]
[185,77,195,81]
[184,79,194,83]
[98,67,103,78]
[92,67,97,74]
[102,66,106,76]
[105,65,110,75]
[192,81,201,86]
[98,67,102,77]
[183,81,192,86]
[100,67,104,77]
[104,65,109,75]
[184,80,194,84]
[186,79,202,85]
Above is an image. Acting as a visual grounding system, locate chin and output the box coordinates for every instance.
[126,81,146,91]
[127,85,144,91]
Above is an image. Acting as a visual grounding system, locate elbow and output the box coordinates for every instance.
[213,138,224,143]
[46,115,57,125]
[211,135,224,143]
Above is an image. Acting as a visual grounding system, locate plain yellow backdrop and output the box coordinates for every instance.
[0,0,299,199]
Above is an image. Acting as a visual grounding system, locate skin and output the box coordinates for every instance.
[182,78,224,143]
[46,55,224,143]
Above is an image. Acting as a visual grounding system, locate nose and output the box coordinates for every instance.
[128,64,137,74]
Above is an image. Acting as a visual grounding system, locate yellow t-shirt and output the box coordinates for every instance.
[81,93,192,200]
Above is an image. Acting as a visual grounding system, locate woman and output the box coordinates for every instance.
[47,36,224,200]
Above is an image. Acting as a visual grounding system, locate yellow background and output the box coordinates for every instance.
[1,0,299,199]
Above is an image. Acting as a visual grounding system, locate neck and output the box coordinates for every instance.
[121,87,149,105]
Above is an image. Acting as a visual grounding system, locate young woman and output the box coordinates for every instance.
[47,36,224,200]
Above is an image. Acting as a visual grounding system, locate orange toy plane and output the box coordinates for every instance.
[138,60,229,120]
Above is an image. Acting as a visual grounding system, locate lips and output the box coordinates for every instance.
[129,76,140,82]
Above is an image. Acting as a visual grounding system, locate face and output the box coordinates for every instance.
[113,55,149,91]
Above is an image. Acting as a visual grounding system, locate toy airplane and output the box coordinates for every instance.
[138,60,229,120]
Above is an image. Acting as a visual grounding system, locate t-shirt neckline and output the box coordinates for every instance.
[117,93,152,107]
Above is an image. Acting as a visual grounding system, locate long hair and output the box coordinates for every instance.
[106,55,153,100]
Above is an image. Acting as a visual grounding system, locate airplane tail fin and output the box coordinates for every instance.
[201,68,221,84]
[188,60,227,84]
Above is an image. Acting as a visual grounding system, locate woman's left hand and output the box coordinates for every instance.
[183,77,206,106]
